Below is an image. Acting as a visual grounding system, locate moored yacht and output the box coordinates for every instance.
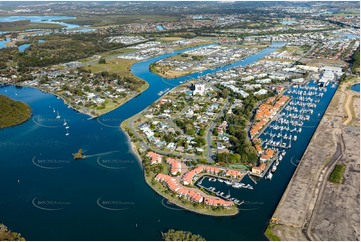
[271,165,277,173]
[266,172,273,180]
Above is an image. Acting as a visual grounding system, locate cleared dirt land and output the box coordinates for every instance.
[268,78,360,241]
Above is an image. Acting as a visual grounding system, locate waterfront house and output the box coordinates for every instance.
[225,169,242,179]
[204,197,233,207]
[255,144,263,155]
[251,162,267,175]
[155,173,204,203]
[147,151,163,165]
[156,173,238,206]
[260,148,275,162]
[250,95,290,138]
[182,165,222,185]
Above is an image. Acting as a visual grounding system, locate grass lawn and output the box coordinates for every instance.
[101,47,136,59]
[329,164,346,183]
[86,58,137,78]
[265,224,281,241]
[173,40,213,50]
[228,164,249,170]
[74,54,149,117]
[160,37,184,42]
[326,9,360,17]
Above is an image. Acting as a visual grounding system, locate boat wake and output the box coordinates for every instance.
[84,150,120,158]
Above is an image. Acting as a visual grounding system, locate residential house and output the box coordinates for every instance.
[147,151,163,165]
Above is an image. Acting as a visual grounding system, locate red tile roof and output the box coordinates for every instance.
[260,148,275,161]
[166,157,182,176]
[182,165,221,185]
[204,197,234,207]
[251,95,290,138]
[147,151,163,165]
[155,174,203,203]
[225,169,242,178]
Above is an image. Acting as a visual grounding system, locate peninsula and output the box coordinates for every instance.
[0,94,32,128]
[0,1,359,240]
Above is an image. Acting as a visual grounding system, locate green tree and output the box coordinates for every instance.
[98,58,106,64]
[185,123,195,135]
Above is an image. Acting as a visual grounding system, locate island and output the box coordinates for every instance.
[73,148,85,160]
[161,229,205,241]
[0,224,25,241]
[0,94,32,128]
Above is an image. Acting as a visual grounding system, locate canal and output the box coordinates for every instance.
[0,42,337,240]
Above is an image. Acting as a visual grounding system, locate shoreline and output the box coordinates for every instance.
[1,114,32,129]
[120,105,241,217]
[3,81,149,119]
[0,94,32,129]
[122,122,143,168]
[0,223,25,241]
[265,87,337,239]
[144,173,239,217]
[150,46,267,80]
[265,78,359,240]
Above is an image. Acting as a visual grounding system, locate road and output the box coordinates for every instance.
[125,113,201,161]
[206,99,230,163]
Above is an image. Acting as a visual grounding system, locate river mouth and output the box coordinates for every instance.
[0,42,337,240]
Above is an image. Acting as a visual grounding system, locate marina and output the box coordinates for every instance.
[196,176,250,205]
[189,81,337,209]
[0,42,338,240]
[255,81,333,178]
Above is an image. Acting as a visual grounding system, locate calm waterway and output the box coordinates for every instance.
[0,16,79,30]
[351,83,360,92]
[0,42,337,240]
[0,16,95,36]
